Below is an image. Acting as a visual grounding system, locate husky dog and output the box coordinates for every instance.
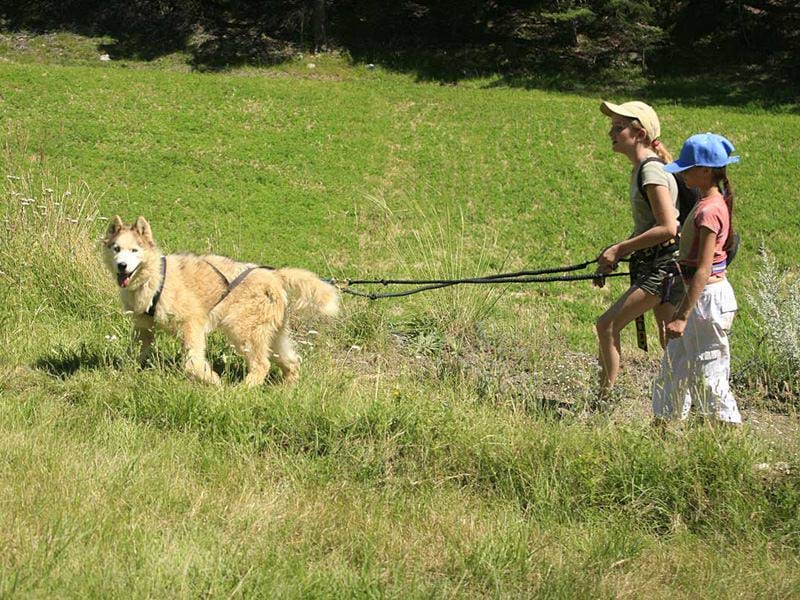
[101,216,339,386]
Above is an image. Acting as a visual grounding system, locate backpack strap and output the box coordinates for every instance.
[636,156,665,201]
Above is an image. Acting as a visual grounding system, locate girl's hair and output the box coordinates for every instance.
[713,167,736,252]
[630,118,673,163]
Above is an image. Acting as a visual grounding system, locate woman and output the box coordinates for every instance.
[595,101,683,399]
[652,133,741,424]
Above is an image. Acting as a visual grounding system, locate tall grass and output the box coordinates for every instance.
[0,157,119,362]
[355,194,511,336]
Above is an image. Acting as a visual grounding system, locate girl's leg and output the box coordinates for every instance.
[652,335,692,420]
[596,286,661,394]
[693,287,741,424]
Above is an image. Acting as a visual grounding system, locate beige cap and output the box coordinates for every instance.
[600,100,661,140]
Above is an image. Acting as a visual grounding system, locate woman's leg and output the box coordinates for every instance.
[596,286,661,394]
[652,301,677,350]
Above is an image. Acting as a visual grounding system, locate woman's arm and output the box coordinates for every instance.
[665,227,716,339]
[598,184,678,268]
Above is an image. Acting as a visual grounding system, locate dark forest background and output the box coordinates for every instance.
[1,1,798,88]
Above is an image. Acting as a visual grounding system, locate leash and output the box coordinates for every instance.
[345,258,598,285]
[631,269,648,351]
[336,259,630,300]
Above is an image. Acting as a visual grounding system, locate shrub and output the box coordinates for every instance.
[742,244,800,401]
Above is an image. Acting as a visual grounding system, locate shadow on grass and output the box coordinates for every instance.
[344,44,799,111]
[487,71,800,112]
[32,340,280,385]
[97,30,187,62]
[347,45,508,85]
[4,17,797,111]
[34,342,125,379]
[97,28,296,71]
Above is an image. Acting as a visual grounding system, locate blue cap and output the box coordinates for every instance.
[664,133,740,173]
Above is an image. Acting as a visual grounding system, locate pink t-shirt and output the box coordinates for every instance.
[678,191,730,275]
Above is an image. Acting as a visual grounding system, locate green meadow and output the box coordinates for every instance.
[1,33,799,597]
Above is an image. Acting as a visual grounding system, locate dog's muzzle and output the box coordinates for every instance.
[116,262,139,288]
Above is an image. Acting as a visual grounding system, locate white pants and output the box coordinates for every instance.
[652,279,741,423]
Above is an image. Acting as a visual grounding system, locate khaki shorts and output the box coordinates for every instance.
[630,249,684,305]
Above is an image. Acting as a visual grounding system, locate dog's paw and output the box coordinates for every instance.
[243,373,266,387]
[281,370,300,386]
[195,371,222,385]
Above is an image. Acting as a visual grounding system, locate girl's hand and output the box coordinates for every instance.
[666,316,687,339]
[597,245,620,269]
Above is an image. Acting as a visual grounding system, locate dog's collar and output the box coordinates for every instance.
[145,256,167,317]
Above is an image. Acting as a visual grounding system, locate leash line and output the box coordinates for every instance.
[338,269,630,300]
[344,259,598,287]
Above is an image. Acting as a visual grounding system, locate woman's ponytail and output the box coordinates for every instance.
[651,139,673,164]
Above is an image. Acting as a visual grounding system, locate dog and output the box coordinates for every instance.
[101,216,339,386]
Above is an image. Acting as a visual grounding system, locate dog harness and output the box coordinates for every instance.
[142,257,278,317]
[145,256,167,317]
[203,260,275,308]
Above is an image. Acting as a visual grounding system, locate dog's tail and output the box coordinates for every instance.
[277,268,340,317]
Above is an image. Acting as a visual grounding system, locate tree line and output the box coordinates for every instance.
[2,1,798,81]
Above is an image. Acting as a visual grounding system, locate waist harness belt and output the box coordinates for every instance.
[634,237,679,262]
[680,261,727,280]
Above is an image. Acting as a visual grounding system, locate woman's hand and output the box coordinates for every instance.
[597,244,621,269]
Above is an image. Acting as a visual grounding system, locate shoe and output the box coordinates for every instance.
[591,387,622,411]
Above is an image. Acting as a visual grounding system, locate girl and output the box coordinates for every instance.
[595,101,683,398]
[652,133,741,424]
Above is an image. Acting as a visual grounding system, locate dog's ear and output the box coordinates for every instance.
[103,215,124,243]
[134,216,154,245]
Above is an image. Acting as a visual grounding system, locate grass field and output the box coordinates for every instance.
[1,32,799,597]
